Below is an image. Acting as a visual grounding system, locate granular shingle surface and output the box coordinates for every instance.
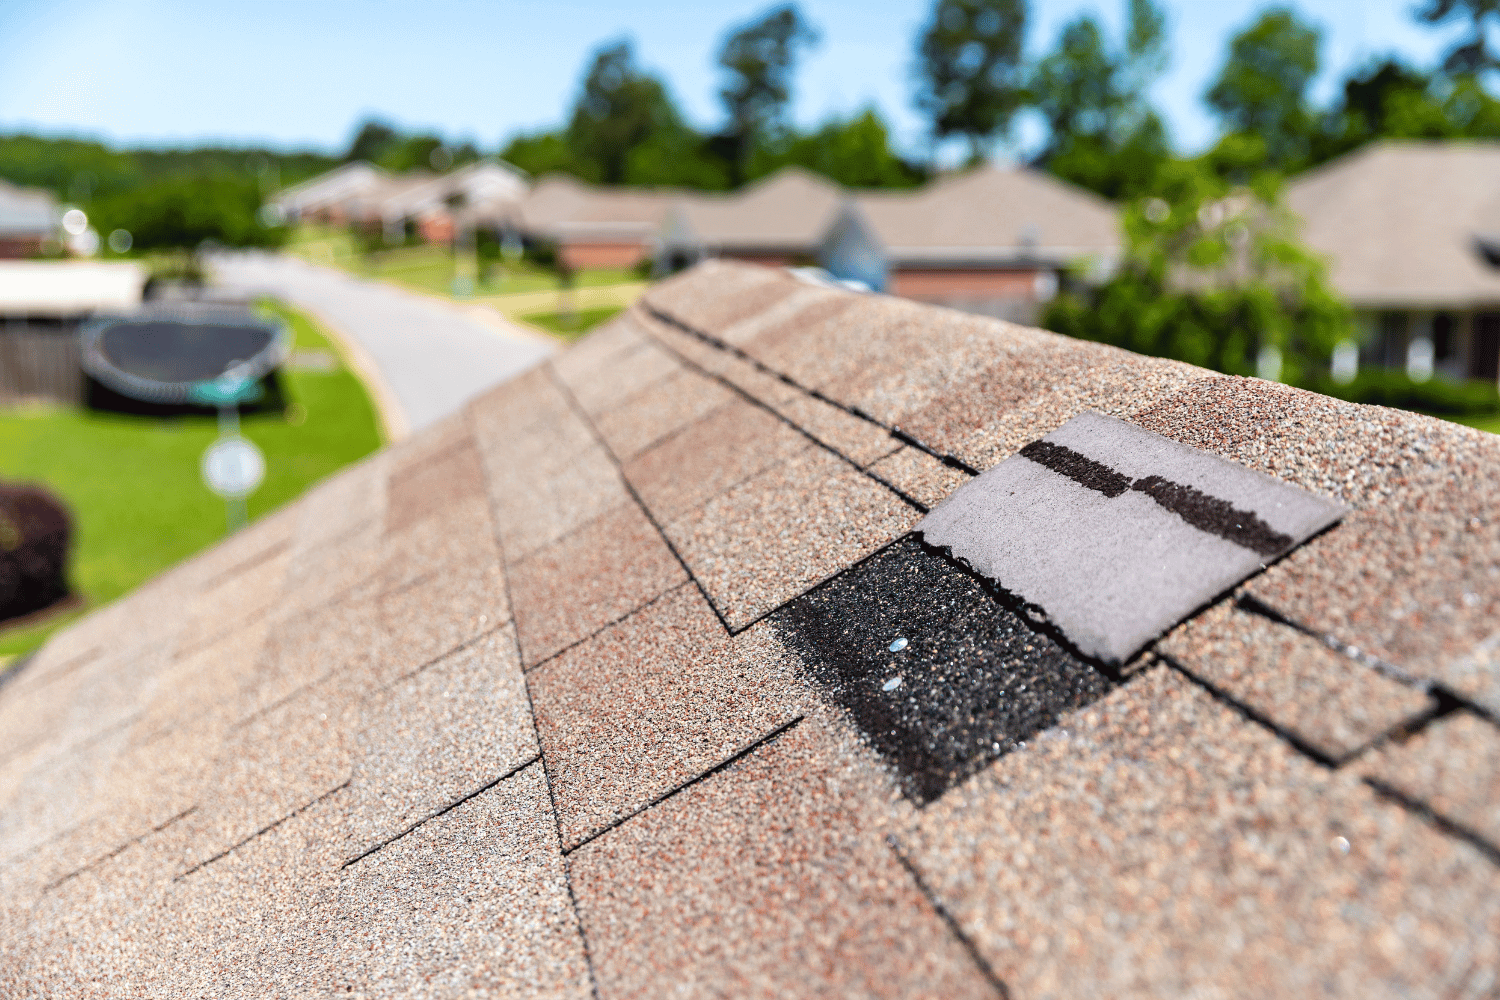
[3,260,1499,999]
[529,584,799,848]
[1158,600,1434,762]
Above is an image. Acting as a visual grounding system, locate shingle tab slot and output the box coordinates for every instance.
[918,411,1347,665]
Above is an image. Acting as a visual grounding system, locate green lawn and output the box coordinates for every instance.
[285,224,637,298]
[0,301,383,659]
[521,306,625,341]
[1445,413,1500,434]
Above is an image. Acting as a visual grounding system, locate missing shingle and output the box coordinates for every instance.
[771,536,1114,805]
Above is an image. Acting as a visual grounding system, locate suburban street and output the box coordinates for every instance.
[214,252,556,436]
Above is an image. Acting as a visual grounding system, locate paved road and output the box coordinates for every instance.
[213,252,555,437]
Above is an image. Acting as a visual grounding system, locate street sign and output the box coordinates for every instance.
[201,434,265,499]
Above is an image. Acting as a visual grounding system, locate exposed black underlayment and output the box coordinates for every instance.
[771,536,1115,804]
[1017,440,1293,556]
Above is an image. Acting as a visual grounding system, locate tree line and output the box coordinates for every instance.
[492,0,1500,198]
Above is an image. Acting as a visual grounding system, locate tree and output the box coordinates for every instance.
[1305,56,1500,166]
[500,130,583,178]
[566,39,685,184]
[913,0,1028,163]
[1042,158,1350,387]
[1204,8,1321,171]
[749,107,925,187]
[1028,0,1169,198]
[717,4,819,183]
[90,174,285,251]
[1415,0,1500,76]
[344,120,400,164]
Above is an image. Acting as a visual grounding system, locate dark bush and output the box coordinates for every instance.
[0,483,74,623]
[1314,370,1500,416]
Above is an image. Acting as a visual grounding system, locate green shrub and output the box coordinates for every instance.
[1315,370,1500,416]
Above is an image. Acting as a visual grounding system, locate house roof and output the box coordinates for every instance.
[518,174,682,243]
[1286,140,1500,309]
[854,165,1121,265]
[274,162,389,216]
[661,166,845,253]
[0,179,57,238]
[369,160,529,223]
[4,260,1500,996]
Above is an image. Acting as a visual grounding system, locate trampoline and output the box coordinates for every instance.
[81,305,290,406]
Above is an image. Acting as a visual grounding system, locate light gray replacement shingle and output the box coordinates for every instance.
[917,411,1347,664]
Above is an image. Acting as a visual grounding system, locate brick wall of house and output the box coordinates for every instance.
[0,237,45,259]
[889,268,1040,299]
[561,242,647,271]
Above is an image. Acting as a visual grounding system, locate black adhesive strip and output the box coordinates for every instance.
[1017,440,1131,497]
[1017,443,1294,557]
[1130,475,1292,556]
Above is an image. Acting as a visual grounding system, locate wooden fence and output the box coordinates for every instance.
[0,322,83,405]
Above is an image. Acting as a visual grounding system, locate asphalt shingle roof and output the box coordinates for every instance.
[1286,140,1500,309]
[3,260,1500,997]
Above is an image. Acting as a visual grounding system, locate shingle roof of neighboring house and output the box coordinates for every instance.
[660,166,844,253]
[0,179,57,237]
[273,161,389,217]
[518,174,682,243]
[1286,140,1500,309]
[855,165,1121,266]
[372,160,529,225]
[4,261,1500,997]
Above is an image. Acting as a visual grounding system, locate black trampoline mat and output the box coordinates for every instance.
[98,321,276,383]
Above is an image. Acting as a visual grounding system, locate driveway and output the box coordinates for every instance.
[213,252,556,437]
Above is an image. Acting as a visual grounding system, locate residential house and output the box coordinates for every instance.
[1286,140,1500,384]
[368,160,528,244]
[273,160,527,244]
[0,179,58,258]
[656,167,844,270]
[273,162,388,227]
[516,174,679,271]
[847,166,1121,322]
[655,165,1121,323]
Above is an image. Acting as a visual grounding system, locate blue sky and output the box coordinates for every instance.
[0,0,1472,160]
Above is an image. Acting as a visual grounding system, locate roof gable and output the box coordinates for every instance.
[1286,139,1500,307]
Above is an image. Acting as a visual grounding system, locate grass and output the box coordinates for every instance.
[521,306,625,341]
[284,224,638,298]
[0,300,383,659]
[1443,412,1500,434]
